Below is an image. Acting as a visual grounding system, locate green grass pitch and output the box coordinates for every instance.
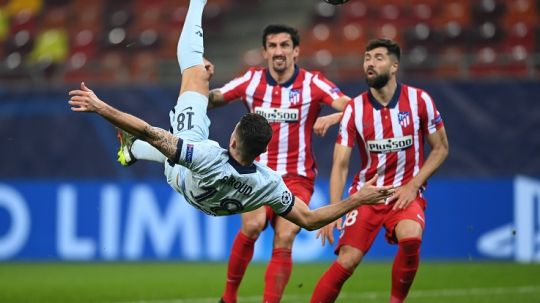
[0,262,539,303]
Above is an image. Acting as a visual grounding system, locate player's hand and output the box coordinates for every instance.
[386,181,419,210]
[203,58,215,79]
[353,174,394,205]
[316,217,342,246]
[68,82,107,113]
[313,113,342,137]
[314,115,333,136]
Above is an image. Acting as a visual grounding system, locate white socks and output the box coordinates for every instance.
[131,140,167,163]
[177,0,206,73]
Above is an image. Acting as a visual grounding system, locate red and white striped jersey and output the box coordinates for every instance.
[220,66,345,180]
[337,83,444,194]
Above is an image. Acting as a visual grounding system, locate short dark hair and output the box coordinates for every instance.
[236,113,273,160]
[366,39,401,61]
[262,24,300,48]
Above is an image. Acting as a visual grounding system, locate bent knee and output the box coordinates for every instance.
[273,228,300,247]
[336,246,364,271]
[241,219,266,238]
[395,220,423,240]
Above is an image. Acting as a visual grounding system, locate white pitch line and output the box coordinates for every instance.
[116,285,540,303]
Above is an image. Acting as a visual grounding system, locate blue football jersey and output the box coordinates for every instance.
[165,139,294,216]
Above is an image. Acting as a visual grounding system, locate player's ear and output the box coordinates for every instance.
[293,46,300,61]
[262,46,269,60]
[391,58,399,74]
[229,133,237,150]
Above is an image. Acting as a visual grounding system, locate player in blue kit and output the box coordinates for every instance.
[67,0,393,229]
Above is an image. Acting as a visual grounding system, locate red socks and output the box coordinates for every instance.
[390,237,422,303]
[222,238,293,303]
[310,262,352,303]
[263,248,293,303]
[222,232,256,303]
[310,238,421,303]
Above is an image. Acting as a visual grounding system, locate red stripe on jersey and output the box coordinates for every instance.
[399,87,416,185]
[285,76,300,175]
[266,81,282,172]
[221,69,253,102]
[362,94,380,186]
[252,74,267,110]
[418,89,444,134]
[418,91,429,135]
[337,100,355,147]
[219,67,344,180]
[285,71,304,176]
[311,73,342,106]
[301,73,328,177]
[381,103,397,186]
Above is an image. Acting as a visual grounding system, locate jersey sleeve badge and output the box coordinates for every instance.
[281,190,293,206]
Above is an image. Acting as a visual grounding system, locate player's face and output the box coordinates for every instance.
[363,47,398,89]
[263,33,299,74]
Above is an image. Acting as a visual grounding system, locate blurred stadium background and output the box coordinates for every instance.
[1,0,540,302]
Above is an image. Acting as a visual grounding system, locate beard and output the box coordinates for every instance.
[366,72,390,89]
[271,57,288,73]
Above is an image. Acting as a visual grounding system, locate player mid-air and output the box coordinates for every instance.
[117,22,351,303]
[67,0,393,231]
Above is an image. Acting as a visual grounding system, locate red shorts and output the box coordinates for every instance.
[335,196,427,254]
[265,174,314,226]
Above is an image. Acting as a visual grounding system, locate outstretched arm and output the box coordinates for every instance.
[283,175,393,231]
[68,82,179,160]
[314,95,350,136]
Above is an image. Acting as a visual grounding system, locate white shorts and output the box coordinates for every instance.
[169,91,211,141]
[165,91,210,194]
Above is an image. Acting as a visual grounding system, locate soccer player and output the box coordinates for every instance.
[209,24,350,303]
[67,0,393,237]
[310,39,449,303]
[121,23,350,303]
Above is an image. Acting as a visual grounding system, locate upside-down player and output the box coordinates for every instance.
[117,22,351,303]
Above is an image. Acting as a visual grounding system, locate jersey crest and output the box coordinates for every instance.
[289,88,301,105]
[398,111,410,128]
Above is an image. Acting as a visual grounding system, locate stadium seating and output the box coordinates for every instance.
[0,0,539,83]
[304,0,539,80]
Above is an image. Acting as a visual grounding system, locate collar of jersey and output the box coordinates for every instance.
[367,83,402,110]
[265,65,299,87]
[227,153,257,174]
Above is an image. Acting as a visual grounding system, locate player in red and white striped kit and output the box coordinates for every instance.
[209,25,350,303]
[310,39,449,303]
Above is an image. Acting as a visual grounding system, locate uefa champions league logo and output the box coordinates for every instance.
[281,190,293,205]
[478,176,540,263]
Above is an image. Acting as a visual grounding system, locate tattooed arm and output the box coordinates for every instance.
[69,82,179,160]
[141,126,178,160]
